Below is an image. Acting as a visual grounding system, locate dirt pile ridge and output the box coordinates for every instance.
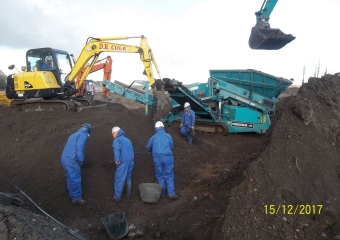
[0,204,76,240]
[214,73,340,240]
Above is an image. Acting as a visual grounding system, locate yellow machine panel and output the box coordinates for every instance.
[14,71,61,91]
[0,90,11,106]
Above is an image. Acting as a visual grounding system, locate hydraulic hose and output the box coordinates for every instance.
[15,186,87,240]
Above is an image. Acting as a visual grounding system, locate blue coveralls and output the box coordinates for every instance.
[40,62,52,70]
[61,128,89,200]
[180,107,196,143]
[113,130,134,199]
[146,128,176,197]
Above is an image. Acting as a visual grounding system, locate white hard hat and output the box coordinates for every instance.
[155,121,164,128]
[45,56,52,62]
[112,126,121,133]
[184,102,190,108]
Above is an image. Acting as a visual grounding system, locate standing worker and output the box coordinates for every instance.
[61,123,91,205]
[146,121,178,200]
[180,102,196,144]
[111,126,134,202]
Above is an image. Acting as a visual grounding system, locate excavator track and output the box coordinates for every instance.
[10,97,100,112]
[10,99,77,112]
[172,120,228,135]
[70,97,94,107]
[194,122,229,135]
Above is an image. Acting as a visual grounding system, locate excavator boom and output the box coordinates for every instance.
[75,56,113,97]
[64,35,171,119]
[249,0,295,50]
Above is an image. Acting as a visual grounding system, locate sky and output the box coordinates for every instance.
[0,0,339,86]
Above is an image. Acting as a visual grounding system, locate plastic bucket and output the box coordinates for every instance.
[138,183,163,203]
[101,212,128,240]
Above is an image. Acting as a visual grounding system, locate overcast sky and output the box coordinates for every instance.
[1,0,339,86]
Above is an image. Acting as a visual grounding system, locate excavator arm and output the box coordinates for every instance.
[64,35,170,119]
[255,0,278,22]
[75,56,113,97]
[249,0,295,50]
[64,36,160,94]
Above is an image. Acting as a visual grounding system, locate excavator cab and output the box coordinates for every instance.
[249,0,295,50]
[26,48,72,87]
[84,80,95,99]
[6,48,74,101]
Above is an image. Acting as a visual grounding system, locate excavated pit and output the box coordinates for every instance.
[0,73,340,239]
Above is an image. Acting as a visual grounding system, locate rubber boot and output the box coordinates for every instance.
[124,183,132,197]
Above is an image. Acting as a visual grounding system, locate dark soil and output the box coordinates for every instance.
[215,74,340,240]
[1,73,340,240]
[0,96,261,239]
[279,86,300,98]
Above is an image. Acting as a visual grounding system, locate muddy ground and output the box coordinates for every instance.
[0,93,261,239]
[0,74,340,239]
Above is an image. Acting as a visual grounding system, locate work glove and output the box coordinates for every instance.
[187,128,195,137]
[180,124,183,128]
[191,126,195,130]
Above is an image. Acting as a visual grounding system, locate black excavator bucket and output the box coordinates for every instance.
[249,26,296,50]
[153,79,173,120]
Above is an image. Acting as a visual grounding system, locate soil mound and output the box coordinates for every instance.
[0,99,260,239]
[2,73,339,239]
[214,73,340,239]
[0,203,75,240]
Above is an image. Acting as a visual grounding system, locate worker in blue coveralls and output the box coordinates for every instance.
[180,102,196,144]
[111,126,135,202]
[41,56,53,70]
[61,123,91,205]
[146,121,178,200]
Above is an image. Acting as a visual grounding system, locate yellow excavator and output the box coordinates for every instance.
[4,35,172,115]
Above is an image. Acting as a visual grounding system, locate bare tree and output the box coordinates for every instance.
[314,59,321,78]
[302,64,306,85]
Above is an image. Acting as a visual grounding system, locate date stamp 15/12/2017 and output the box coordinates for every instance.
[264,204,323,215]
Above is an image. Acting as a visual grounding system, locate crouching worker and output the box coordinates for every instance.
[112,126,134,202]
[180,102,195,144]
[147,121,178,200]
[61,123,91,205]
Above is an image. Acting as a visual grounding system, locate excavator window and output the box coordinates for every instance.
[55,53,72,86]
[35,60,43,71]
